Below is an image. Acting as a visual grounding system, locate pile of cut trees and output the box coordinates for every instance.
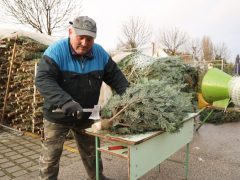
[0,36,47,133]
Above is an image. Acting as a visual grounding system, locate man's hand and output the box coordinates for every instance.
[62,100,83,119]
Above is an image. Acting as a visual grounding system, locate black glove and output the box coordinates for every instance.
[61,100,83,119]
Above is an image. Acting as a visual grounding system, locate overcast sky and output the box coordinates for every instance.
[0,0,239,62]
[80,0,240,62]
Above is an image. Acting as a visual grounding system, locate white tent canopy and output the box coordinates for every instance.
[0,28,58,45]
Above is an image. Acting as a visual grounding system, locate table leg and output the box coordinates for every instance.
[185,143,189,179]
[95,136,100,180]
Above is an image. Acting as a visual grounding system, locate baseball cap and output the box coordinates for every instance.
[69,16,97,38]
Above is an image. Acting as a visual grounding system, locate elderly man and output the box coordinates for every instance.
[35,16,129,180]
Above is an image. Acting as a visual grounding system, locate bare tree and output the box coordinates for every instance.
[0,0,82,35]
[185,38,202,61]
[118,17,152,51]
[213,42,230,61]
[201,35,214,61]
[158,27,189,55]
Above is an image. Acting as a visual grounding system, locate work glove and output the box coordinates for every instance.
[61,100,83,119]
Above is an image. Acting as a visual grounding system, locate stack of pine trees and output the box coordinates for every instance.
[0,36,47,133]
[101,54,198,134]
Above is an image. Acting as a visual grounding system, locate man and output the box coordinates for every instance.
[35,16,129,180]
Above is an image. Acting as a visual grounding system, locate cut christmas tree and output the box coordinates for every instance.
[93,55,198,134]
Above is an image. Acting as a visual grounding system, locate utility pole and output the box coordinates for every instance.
[151,42,155,57]
[221,58,224,70]
[192,46,196,61]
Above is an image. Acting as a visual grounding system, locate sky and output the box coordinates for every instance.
[80,0,240,62]
[0,0,239,62]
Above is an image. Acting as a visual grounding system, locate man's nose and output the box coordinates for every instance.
[81,38,88,46]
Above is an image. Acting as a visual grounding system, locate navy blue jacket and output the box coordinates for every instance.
[35,38,128,124]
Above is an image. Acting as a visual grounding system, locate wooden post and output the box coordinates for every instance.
[1,39,17,124]
[32,62,38,133]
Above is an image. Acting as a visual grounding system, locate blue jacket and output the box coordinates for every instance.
[35,38,128,124]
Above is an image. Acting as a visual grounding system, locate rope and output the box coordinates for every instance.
[229,77,240,106]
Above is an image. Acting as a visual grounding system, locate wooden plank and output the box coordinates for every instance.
[85,128,163,145]
[85,113,198,145]
[206,105,240,112]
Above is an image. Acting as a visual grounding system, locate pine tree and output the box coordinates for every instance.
[102,79,193,134]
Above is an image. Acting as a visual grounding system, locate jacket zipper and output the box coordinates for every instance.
[80,58,85,70]
[79,57,92,86]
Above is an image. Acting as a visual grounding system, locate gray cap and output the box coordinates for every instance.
[69,16,97,38]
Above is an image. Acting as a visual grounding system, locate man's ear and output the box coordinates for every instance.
[68,27,74,36]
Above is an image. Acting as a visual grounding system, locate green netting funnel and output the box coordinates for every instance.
[201,68,232,103]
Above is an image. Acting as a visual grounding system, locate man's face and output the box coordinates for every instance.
[69,28,94,55]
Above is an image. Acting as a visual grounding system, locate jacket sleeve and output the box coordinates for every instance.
[35,56,72,109]
[103,57,129,95]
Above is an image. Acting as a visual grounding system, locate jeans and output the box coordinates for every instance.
[39,119,103,180]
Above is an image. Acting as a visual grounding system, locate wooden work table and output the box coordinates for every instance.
[85,113,197,180]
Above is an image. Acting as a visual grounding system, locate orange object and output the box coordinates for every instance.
[198,93,210,109]
[108,145,126,150]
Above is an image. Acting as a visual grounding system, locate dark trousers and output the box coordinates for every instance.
[39,119,103,180]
